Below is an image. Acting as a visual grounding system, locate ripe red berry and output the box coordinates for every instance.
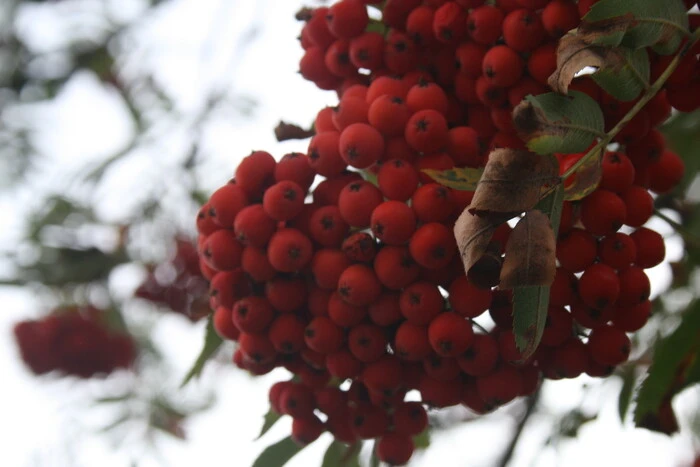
[262,180,305,221]
[587,325,631,366]
[541,0,580,38]
[394,321,433,361]
[308,131,347,177]
[235,150,276,199]
[580,189,627,236]
[502,8,546,52]
[428,312,474,357]
[600,151,635,193]
[630,227,665,268]
[371,201,417,245]
[466,5,504,45]
[339,123,385,169]
[337,264,382,307]
[267,228,314,273]
[268,314,306,354]
[377,159,420,201]
[201,229,244,271]
[373,245,422,290]
[233,204,277,248]
[377,433,415,466]
[305,316,344,354]
[482,45,525,88]
[338,180,384,228]
[404,109,449,153]
[409,222,457,269]
[368,95,411,137]
[232,297,274,334]
[578,263,621,310]
[621,185,654,227]
[208,183,249,228]
[598,232,637,269]
[348,323,388,362]
[327,0,370,39]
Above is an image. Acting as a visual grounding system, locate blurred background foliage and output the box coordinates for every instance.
[0,1,699,466]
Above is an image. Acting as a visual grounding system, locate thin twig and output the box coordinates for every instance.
[496,385,542,467]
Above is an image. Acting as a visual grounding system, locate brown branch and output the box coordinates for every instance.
[274,121,315,141]
[496,385,542,467]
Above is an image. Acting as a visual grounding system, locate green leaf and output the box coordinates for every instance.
[512,184,564,358]
[513,92,605,155]
[582,0,689,52]
[421,167,483,191]
[617,365,637,422]
[256,408,283,440]
[634,301,700,425]
[180,315,223,387]
[413,428,431,450]
[321,440,361,467]
[366,18,388,35]
[682,353,700,391]
[591,47,650,101]
[252,436,306,467]
[563,150,603,201]
[370,442,380,467]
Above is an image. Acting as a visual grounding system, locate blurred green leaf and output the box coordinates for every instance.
[617,365,637,422]
[256,408,282,440]
[413,428,431,450]
[321,440,361,467]
[512,185,564,358]
[252,436,305,467]
[634,300,700,426]
[180,315,223,387]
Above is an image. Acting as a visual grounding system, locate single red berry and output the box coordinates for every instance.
[377,433,414,466]
[630,227,665,268]
[428,312,474,357]
[409,222,457,269]
[578,263,621,310]
[337,263,382,306]
[267,228,314,273]
[404,109,449,153]
[587,325,631,366]
[373,245,422,290]
[580,189,627,236]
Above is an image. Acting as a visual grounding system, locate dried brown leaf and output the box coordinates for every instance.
[468,149,558,222]
[577,13,637,44]
[454,207,497,274]
[548,33,635,95]
[500,210,556,289]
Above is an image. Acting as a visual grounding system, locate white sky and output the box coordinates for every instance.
[0,1,698,466]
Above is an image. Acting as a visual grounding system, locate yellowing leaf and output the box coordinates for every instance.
[422,167,484,191]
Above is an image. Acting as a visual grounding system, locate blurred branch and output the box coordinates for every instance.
[497,386,541,467]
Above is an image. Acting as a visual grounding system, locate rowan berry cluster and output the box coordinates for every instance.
[13,306,136,378]
[134,237,210,321]
[196,0,696,464]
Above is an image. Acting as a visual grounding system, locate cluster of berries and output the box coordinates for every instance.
[195,0,696,464]
[14,306,136,378]
[134,237,210,321]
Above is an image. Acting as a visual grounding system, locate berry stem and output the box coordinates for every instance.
[561,28,700,182]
